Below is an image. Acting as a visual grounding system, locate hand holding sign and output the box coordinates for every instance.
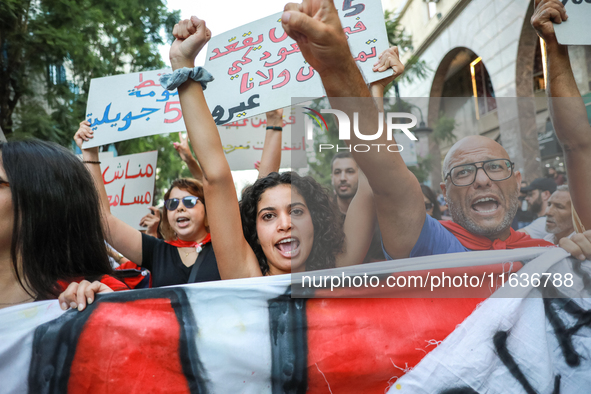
[281,0,351,76]
[531,0,568,44]
[370,46,405,93]
[170,17,212,70]
[74,121,97,152]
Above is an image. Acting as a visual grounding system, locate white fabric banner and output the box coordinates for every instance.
[390,250,591,394]
[1,248,590,393]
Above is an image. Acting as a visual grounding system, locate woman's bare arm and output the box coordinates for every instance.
[170,17,261,278]
[532,0,591,229]
[257,109,284,179]
[174,131,204,181]
[75,123,143,264]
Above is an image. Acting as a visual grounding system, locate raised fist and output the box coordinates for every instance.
[531,0,568,44]
[170,16,212,70]
[281,0,351,76]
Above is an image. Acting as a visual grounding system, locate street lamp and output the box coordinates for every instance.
[408,104,433,139]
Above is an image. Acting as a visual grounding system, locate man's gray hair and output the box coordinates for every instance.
[556,185,569,193]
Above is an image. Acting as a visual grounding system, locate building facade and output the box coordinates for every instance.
[386,0,591,186]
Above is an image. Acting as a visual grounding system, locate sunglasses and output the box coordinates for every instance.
[425,202,434,210]
[0,179,9,188]
[164,196,200,211]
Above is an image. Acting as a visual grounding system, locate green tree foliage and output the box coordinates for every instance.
[1,0,184,201]
[0,0,179,144]
[384,9,430,97]
[432,112,457,145]
[409,154,432,184]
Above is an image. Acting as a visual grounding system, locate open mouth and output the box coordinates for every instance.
[275,237,300,259]
[471,197,500,214]
[176,217,190,228]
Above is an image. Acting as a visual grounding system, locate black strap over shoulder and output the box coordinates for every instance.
[188,243,212,283]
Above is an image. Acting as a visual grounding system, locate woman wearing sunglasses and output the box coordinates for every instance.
[59,123,220,310]
[146,177,220,286]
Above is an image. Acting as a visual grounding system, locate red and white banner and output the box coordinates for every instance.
[1,248,589,393]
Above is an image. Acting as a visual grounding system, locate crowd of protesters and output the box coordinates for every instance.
[1,0,590,311]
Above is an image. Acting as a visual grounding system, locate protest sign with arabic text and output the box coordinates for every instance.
[83,70,179,148]
[204,0,392,126]
[101,151,158,229]
[219,108,307,171]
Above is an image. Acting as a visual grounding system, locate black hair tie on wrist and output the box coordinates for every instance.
[265,126,283,131]
[83,160,101,164]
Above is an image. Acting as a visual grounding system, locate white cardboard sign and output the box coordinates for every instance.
[100,151,158,230]
[204,0,392,125]
[554,0,591,45]
[83,70,179,148]
[219,108,307,170]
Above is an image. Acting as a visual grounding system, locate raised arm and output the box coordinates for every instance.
[75,122,143,263]
[282,4,424,257]
[170,17,260,279]
[336,172,377,267]
[257,109,284,178]
[532,0,591,230]
[174,131,203,181]
[336,54,403,267]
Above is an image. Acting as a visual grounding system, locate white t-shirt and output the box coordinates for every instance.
[521,216,550,240]
[543,231,575,245]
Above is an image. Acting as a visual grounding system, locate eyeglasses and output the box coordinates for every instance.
[425,202,433,210]
[445,159,514,187]
[164,196,200,211]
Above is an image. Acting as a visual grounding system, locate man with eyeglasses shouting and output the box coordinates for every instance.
[277,0,591,261]
[394,135,554,259]
[279,0,555,258]
[422,135,555,256]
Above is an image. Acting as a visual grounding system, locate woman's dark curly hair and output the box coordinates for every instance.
[240,171,345,275]
[420,184,442,220]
